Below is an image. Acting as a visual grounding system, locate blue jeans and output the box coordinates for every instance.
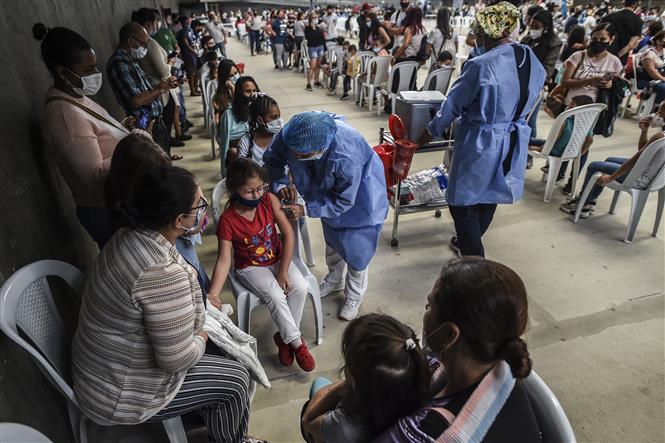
[528,97,542,141]
[178,84,187,127]
[249,30,260,54]
[581,157,627,202]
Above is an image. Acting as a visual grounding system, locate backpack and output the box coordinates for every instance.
[417,34,429,63]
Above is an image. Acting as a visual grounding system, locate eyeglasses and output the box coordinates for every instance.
[183,196,209,217]
[239,184,269,197]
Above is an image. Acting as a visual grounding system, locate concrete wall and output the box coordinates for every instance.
[0,1,177,440]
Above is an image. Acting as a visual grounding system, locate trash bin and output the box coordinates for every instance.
[392,139,418,180]
[373,143,396,187]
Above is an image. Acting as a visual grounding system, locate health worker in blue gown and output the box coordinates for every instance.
[263,111,388,321]
[418,2,546,257]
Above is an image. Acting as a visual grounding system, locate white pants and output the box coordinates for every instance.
[236,261,308,344]
[325,245,368,302]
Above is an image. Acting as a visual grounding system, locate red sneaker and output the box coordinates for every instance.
[274,333,294,367]
[293,341,316,372]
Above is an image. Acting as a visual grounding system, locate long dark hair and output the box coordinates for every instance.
[225,158,267,206]
[403,7,425,35]
[436,7,452,40]
[232,76,259,122]
[433,258,532,379]
[341,314,432,435]
[217,58,238,89]
[32,23,91,76]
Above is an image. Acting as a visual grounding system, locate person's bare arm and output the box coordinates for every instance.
[600,131,664,184]
[130,77,178,109]
[301,381,346,443]
[207,238,233,308]
[393,28,412,59]
[641,58,665,82]
[560,60,602,90]
[270,193,294,293]
[378,26,391,49]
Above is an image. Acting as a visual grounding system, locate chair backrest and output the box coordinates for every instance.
[388,61,420,95]
[0,260,85,405]
[423,67,454,95]
[522,370,577,443]
[630,53,641,92]
[621,137,665,191]
[212,179,228,225]
[366,55,392,86]
[540,103,606,159]
[357,51,375,75]
[206,81,218,114]
[301,40,310,62]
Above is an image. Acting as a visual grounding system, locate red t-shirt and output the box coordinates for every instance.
[217,193,282,269]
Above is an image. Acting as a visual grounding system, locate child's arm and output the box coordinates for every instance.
[581,135,593,155]
[270,193,294,294]
[207,238,233,309]
[301,381,347,443]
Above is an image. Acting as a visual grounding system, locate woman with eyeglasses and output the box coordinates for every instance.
[208,158,315,372]
[72,164,252,442]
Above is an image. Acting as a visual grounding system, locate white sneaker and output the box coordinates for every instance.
[339,298,362,321]
[319,279,345,298]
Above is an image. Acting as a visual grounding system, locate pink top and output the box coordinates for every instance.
[41,87,129,208]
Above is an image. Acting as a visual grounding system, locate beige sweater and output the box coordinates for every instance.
[41,87,129,207]
[71,228,206,424]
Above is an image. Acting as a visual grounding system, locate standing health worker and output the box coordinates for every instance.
[418,2,546,257]
[264,111,388,321]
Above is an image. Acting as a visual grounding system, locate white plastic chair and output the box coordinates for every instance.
[352,51,375,97]
[530,103,606,202]
[358,55,391,112]
[0,423,52,442]
[0,261,188,443]
[421,67,454,96]
[211,181,323,345]
[377,61,420,115]
[523,370,577,443]
[574,138,665,243]
[300,40,310,74]
[622,53,657,119]
[206,81,219,159]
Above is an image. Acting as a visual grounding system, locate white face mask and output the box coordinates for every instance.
[231,73,240,82]
[265,117,284,134]
[130,46,148,60]
[298,149,325,161]
[529,29,543,39]
[66,69,102,96]
[649,113,665,128]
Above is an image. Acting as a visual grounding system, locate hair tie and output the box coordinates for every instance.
[405,338,416,351]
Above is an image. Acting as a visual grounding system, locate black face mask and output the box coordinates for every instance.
[400,2,410,10]
[588,40,610,55]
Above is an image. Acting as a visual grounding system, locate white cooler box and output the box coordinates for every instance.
[394,91,446,141]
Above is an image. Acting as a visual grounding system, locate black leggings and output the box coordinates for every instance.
[448,204,498,257]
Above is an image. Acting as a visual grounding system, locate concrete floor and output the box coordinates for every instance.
[100,37,664,443]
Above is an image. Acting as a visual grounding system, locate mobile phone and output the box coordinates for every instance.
[137,108,151,130]
[176,72,185,82]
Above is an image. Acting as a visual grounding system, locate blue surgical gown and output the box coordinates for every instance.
[264,118,388,270]
[428,43,546,206]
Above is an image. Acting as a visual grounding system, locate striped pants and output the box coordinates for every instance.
[150,355,251,443]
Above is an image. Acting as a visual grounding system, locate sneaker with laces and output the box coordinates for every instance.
[273,333,294,367]
[340,94,349,101]
[305,84,313,91]
[559,198,596,218]
[319,279,345,298]
[293,341,315,372]
[449,236,462,257]
[314,82,324,88]
[339,297,362,321]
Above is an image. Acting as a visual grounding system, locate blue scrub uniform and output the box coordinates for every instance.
[428,43,546,255]
[264,117,388,272]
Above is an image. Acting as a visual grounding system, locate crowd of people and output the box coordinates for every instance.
[30,0,665,442]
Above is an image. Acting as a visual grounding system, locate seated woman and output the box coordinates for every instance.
[228,76,260,161]
[213,59,251,163]
[374,258,541,442]
[301,313,432,442]
[637,30,665,105]
[237,93,284,166]
[104,134,211,301]
[561,101,665,218]
[72,164,251,442]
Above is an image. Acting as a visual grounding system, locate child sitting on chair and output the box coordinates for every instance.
[428,50,454,74]
[237,93,283,166]
[208,159,315,372]
[529,95,595,187]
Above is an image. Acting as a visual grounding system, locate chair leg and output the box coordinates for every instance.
[300,220,315,267]
[67,402,83,443]
[574,172,603,223]
[307,276,324,345]
[376,91,383,116]
[162,416,188,443]
[609,190,620,214]
[78,417,88,443]
[237,292,250,334]
[625,190,650,243]
[544,157,563,202]
[570,156,581,197]
[391,95,396,115]
[653,188,665,237]
[368,86,374,111]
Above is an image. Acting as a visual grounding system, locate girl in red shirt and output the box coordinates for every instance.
[209,159,315,371]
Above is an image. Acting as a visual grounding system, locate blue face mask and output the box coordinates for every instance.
[298,150,325,161]
[475,42,486,55]
[233,194,262,208]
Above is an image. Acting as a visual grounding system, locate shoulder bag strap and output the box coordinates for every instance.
[45,96,129,134]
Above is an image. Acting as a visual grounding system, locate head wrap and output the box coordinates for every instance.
[282,111,337,154]
[473,2,520,39]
